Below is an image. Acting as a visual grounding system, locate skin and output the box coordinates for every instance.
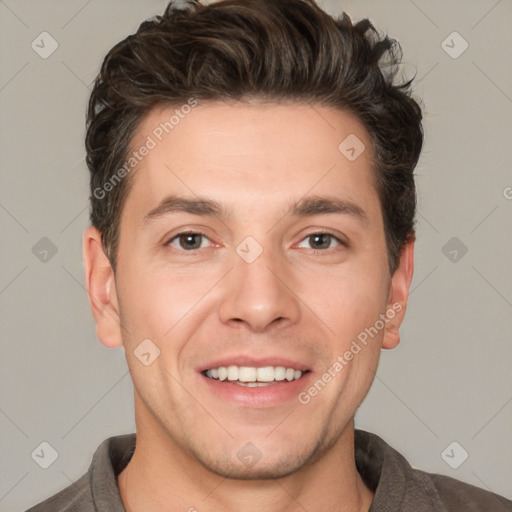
[83,101,414,512]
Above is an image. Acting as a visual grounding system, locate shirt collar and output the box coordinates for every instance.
[88,429,444,511]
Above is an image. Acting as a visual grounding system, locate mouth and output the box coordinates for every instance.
[197,357,313,406]
[202,365,308,387]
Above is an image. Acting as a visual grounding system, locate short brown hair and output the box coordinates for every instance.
[85,0,423,274]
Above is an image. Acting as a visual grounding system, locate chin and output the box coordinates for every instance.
[190,432,329,481]
[199,454,310,481]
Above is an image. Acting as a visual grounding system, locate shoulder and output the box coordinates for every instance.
[25,433,134,512]
[424,471,512,512]
[354,429,512,512]
[25,473,93,512]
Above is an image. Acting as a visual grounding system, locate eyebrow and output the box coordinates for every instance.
[143,195,230,224]
[290,195,368,225]
[143,194,368,226]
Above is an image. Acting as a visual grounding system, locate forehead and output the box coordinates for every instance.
[123,101,379,225]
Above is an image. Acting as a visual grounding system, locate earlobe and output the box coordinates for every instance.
[82,226,123,349]
[382,240,414,350]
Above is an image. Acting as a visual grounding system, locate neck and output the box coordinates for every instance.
[117,399,374,512]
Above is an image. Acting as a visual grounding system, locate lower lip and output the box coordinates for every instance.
[200,373,313,407]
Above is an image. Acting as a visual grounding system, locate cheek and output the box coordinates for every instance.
[117,262,217,343]
[306,263,389,350]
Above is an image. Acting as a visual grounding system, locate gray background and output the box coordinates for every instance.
[1,0,511,510]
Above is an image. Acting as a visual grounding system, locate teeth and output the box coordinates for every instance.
[236,381,274,387]
[257,366,275,382]
[238,367,257,382]
[204,365,304,383]
[274,366,286,380]
[227,365,238,381]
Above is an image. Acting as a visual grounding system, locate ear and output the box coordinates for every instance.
[82,226,123,349]
[382,239,414,350]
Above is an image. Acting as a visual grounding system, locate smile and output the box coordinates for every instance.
[203,365,305,387]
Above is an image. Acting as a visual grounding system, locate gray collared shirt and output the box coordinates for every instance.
[26,429,512,511]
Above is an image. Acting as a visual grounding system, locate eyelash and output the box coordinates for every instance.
[303,233,347,253]
[165,230,346,255]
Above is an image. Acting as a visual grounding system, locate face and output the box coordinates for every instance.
[84,101,412,479]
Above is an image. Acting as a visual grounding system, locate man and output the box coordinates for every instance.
[27,0,512,510]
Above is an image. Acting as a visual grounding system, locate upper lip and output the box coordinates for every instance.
[197,356,311,373]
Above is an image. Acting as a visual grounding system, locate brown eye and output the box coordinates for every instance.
[298,232,343,251]
[309,234,333,249]
[167,232,210,251]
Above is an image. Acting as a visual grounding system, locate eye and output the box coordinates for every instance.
[297,232,344,252]
[166,231,212,251]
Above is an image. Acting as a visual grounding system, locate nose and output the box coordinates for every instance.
[218,242,301,332]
